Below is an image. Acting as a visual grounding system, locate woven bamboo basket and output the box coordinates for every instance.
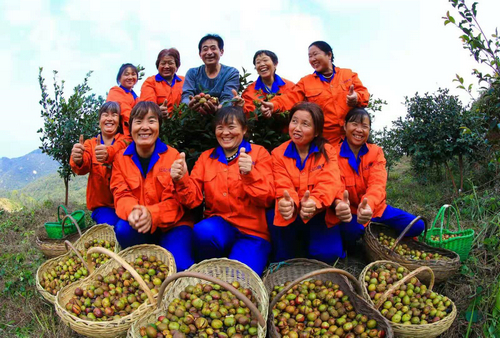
[359,260,457,338]
[263,258,394,338]
[364,216,461,284]
[36,214,84,258]
[55,245,176,337]
[36,224,120,303]
[128,258,269,338]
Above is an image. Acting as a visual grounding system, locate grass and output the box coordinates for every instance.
[0,158,499,337]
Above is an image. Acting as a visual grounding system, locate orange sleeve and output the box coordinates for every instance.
[271,78,307,112]
[139,77,158,103]
[145,179,185,233]
[272,148,299,226]
[172,153,206,209]
[242,84,257,116]
[240,147,275,208]
[110,155,139,221]
[105,134,132,164]
[70,139,93,175]
[352,72,369,107]
[361,147,387,215]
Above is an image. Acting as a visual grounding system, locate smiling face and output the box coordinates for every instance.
[99,109,120,137]
[215,117,247,157]
[289,110,317,149]
[255,53,277,81]
[344,115,371,148]
[158,55,178,81]
[308,45,332,74]
[119,67,138,90]
[200,39,223,66]
[131,110,160,152]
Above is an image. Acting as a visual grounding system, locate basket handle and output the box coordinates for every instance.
[374,266,435,310]
[429,205,461,242]
[60,214,82,238]
[57,204,69,223]
[269,268,362,311]
[157,271,265,327]
[64,240,90,272]
[389,216,428,252]
[86,247,156,307]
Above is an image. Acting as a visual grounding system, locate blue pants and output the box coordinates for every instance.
[193,216,271,276]
[91,206,120,226]
[267,209,346,264]
[115,220,195,271]
[339,204,425,245]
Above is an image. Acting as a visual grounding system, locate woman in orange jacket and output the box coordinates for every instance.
[261,41,370,145]
[70,102,130,226]
[110,101,194,271]
[268,102,349,263]
[106,63,139,137]
[241,50,294,116]
[139,48,184,118]
[171,106,274,275]
[334,108,424,247]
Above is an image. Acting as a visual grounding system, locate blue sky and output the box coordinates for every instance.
[1,0,499,158]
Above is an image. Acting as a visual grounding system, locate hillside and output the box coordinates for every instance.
[0,149,59,190]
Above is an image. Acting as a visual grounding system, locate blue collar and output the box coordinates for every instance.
[210,139,252,165]
[119,85,137,100]
[155,73,182,87]
[254,74,286,94]
[124,138,168,177]
[98,133,115,145]
[339,139,369,174]
[314,66,337,83]
[284,141,319,170]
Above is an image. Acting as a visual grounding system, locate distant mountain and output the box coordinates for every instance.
[0,149,60,190]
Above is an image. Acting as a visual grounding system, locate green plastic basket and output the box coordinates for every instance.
[420,204,474,262]
[44,205,86,239]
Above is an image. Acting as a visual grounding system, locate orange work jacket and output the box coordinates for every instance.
[106,86,138,137]
[111,139,190,233]
[272,140,344,227]
[241,75,295,116]
[336,140,387,222]
[70,133,130,211]
[271,68,370,145]
[173,140,274,241]
[139,74,184,114]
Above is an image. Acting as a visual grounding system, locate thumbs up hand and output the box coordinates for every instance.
[231,89,245,107]
[260,101,274,118]
[357,198,373,224]
[171,152,188,182]
[278,190,295,220]
[238,147,253,175]
[346,85,358,107]
[335,190,352,223]
[160,99,169,118]
[71,134,86,165]
[300,190,317,221]
[95,134,109,163]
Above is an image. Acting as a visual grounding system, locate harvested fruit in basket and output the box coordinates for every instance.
[377,233,449,261]
[65,255,169,321]
[82,239,116,268]
[430,233,461,241]
[139,281,258,338]
[364,263,453,325]
[270,279,386,338]
[40,252,89,295]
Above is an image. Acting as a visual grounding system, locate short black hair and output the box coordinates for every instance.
[129,101,163,129]
[213,106,247,131]
[309,41,334,63]
[252,50,278,66]
[198,34,224,52]
[116,63,138,85]
[345,107,372,127]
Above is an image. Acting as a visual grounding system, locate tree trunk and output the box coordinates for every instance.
[64,176,69,206]
[444,161,458,193]
[458,153,464,192]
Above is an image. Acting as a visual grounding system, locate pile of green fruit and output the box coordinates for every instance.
[364,263,453,325]
[270,279,386,338]
[65,255,169,321]
[430,234,461,241]
[139,281,259,338]
[83,239,116,268]
[40,252,89,295]
[377,233,449,261]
